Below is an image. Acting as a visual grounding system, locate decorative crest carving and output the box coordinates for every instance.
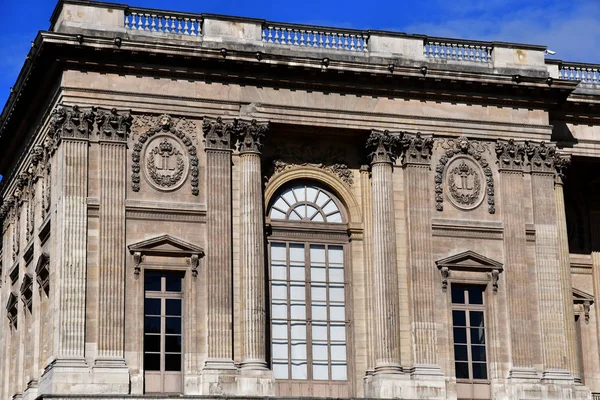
[366,130,399,164]
[132,114,199,195]
[495,139,525,171]
[202,117,234,150]
[434,136,494,214]
[95,107,133,140]
[400,132,434,165]
[235,119,269,154]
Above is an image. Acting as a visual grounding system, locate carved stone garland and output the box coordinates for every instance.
[434,136,495,214]
[132,114,199,195]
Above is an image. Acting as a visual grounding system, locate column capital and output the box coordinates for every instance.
[49,104,95,142]
[554,152,571,185]
[400,132,434,165]
[524,140,558,175]
[95,107,133,142]
[202,116,235,151]
[235,118,269,154]
[366,130,400,165]
[495,139,525,172]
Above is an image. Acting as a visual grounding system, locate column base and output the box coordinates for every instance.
[509,367,540,380]
[365,371,409,399]
[22,380,38,400]
[541,369,573,383]
[238,367,275,396]
[201,358,238,395]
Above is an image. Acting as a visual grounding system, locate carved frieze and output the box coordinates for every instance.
[434,136,495,214]
[235,119,269,154]
[132,114,199,195]
[95,107,133,141]
[495,139,525,171]
[203,116,234,151]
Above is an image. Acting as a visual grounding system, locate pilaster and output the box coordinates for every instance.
[92,109,132,388]
[235,119,274,396]
[201,117,237,394]
[526,142,570,381]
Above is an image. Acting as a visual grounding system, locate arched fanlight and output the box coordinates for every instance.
[269,184,343,223]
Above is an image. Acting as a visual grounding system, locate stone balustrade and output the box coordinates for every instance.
[261,23,368,52]
[423,38,493,63]
[559,63,600,84]
[124,8,202,36]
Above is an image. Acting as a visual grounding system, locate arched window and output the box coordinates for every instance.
[267,182,351,397]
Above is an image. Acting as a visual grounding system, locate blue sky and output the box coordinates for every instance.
[0,0,599,109]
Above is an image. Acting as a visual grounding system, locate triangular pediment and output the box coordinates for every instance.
[128,234,204,257]
[436,250,503,272]
[573,288,594,304]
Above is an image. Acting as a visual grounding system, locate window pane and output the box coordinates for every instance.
[272,341,288,360]
[290,322,306,340]
[312,213,325,222]
[165,335,182,353]
[470,311,484,328]
[270,208,286,219]
[312,303,327,321]
[272,322,288,339]
[454,344,468,361]
[144,353,160,371]
[144,272,161,292]
[272,283,287,300]
[468,287,484,305]
[312,323,328,341]
[144,334,160,352]
[289,244,304,263]
[455,361,469,379]
[311,285,327,301]
[144,317,161,334]
[144,298,161,316]
[273,362,289,379]
[451,286,465,304]
[329,267,344,283]
[329,285,345,302]
[272,302,287,319]
[290,341,307,360]
[166,274,182,292]
[311,266,326,282]
[282,189,296,206]
[290,266,305,281]
[472,345,486,362]
[273,198,289,214]
[472,362,488,379]
[452,310,466,327]
[330,304,345,321]
[330,323,346,341]
[166,317,182,334]
[271,264,287,281]
[312,342,328,361]
[453,327,467,344]
[165,354,181,371]
[293,187,306,202]
[290,284,306,300]
[471,328,486,345]
[315,191,329,207]
[290,302,306,320]
[327,212,342,223]
[166,299,181,316]
[331,343,347,361]
[331,363,347,381]
[328,246,344,263]
[291,361,307,380]
[306,187,318,202]
[306,205,319,220]
[313,362,329,380]
[270,243,287,261]
[322,200,339,215]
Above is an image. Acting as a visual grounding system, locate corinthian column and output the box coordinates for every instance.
[401,133,442,378]
[526,142,570,380]
[554,156,579,382]
[236,119,269,370]
[95,109,132,368]
[366,130,402,377]
[496,140,536,377]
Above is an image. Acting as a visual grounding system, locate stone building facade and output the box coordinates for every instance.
[1,1,600,399]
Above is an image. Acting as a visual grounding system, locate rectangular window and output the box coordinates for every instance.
[144,270,184,393]
[270,242,348,382]
[451,284,488,381]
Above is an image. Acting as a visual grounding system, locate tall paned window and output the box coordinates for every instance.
[451,285,488,382]
[268,183,351,397]
[144,270,184,393]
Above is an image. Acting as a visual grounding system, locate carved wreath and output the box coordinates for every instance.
[447,162,482,206]
[146,142,185,188]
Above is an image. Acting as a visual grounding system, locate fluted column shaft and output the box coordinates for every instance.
[531,172,568,373]
[206,148,233,363]
[370,158,402,373]
[555,178,579,381]
[97,141,126,360]
[499,170,533,369]
[57,139,88,358]
[239,151,267,369]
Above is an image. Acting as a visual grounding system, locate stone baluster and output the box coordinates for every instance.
[235,119,269,370]
[202,117,236,372]
[400,133,442,376]
[495,140,536,376]
[554,155,580,382]
[526,142,570,380]
[365,130,402,377]
[95,109,132,366]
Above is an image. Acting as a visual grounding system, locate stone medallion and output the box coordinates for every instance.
[144,135,188,191]
[444,156,484,210]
